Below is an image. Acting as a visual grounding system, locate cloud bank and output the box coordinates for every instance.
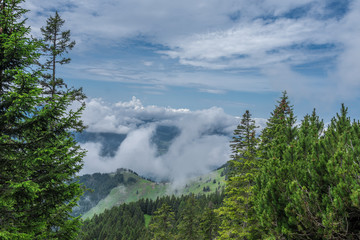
[79,97,266,183]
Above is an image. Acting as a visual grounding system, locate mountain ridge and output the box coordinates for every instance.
[75,167,226,219]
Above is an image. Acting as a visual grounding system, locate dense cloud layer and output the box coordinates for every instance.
[79,97,266,182]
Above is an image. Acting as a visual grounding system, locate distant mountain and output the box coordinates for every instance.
[151,125,181,156]
[74,168,226,219]
[75,125,181,157]
[76,132,127,157]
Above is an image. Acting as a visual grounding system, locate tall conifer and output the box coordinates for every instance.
[149,203,175,240]
[176,196,201,240]
[217,110,259,239]
[255,91,297,238]
[0,1,85,239]
[40,11,77,97]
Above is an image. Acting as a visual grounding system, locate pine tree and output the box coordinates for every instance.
[282,110,325,239]
[149,203,176,240]
[200,202,219,240]
[217,110,259,239]
[304,105,360,238]
[176,196,201,240]
[280,105,360,238]
[0,1,85,239]
[254,96,360,238]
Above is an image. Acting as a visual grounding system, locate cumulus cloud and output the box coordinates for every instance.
[82,96,190,134]
[79,97,267,183]
[23,0,360,103]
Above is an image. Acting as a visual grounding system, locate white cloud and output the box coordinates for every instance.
[199,88,226,94]
[332,0,360,98]
[23,0,360,112]
[143,61,154,67]
[79,97,268,182]
[115,96,144,110]
[160,18,339,69]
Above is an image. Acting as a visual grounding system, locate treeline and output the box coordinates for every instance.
[78,191,224,240]
[218,92,360,239]
[73,171,139,217]
[78,92,360,239]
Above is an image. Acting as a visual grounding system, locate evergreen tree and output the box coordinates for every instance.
[283,110,325,239]
[149,203,175,240]
[254,91,297,238]
[0,1,85,239]
[40,11,78,98]
[176,195,201,240]
[217,110,259,239]
[288,105,360,238]
[254,96,360,238]
[200,202,219,240]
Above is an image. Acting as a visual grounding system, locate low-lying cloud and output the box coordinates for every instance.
[79,97,266,183]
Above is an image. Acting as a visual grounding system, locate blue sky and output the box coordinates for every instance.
[19,0,360,178]
[24,0,360,121]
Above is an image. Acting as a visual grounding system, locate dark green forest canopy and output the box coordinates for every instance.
[78,192,224,240]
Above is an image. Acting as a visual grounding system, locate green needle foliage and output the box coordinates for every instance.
[199,202,219,240]
[176,196,201,240]
[149,203,176,240]
[253,93,360,239]
[217,110,259,239]
[0,1,85,239]
[254,91,298,238]
[40,11,76,98]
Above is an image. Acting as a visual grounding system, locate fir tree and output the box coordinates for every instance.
[0,1,85,239]
[217,110,259,239]
[200,202,219,240]
[40,11,77,98]
[149,203,175,240]
[254,91,297,238]
[176,196,201,240]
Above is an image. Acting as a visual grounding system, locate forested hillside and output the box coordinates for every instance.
[78,192,224,240]
[76,93,360,239]
[73,169,142,217]
[73,168,226,219]
[2,1,360,239]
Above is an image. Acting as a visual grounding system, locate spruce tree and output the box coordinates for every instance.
[217,110,259,239]
[148,203,175,240]
[200,202,219,240]
[254,91,297,238]
[176,196,201,240]
[0,1,85,239]
[40,11,76,97]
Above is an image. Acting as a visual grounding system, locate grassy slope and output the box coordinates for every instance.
[144,214,152,228]
[179,168,226,195]
[82,168,225,220]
